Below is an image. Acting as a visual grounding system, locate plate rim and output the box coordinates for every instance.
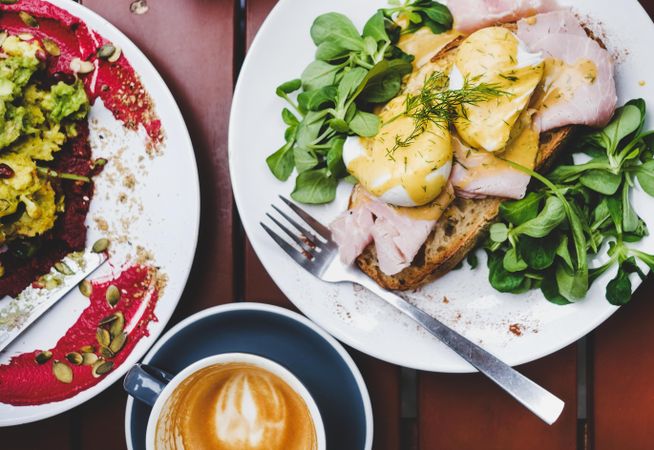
[0,0,201,426]
[229,0,654,373]
[123,302,374,450]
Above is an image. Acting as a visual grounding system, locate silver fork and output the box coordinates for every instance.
[262,196,565,425]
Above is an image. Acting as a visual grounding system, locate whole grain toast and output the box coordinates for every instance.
[351,26,576,291]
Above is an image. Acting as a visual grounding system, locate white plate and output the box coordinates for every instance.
[230,0,654,373]
[0,0,199,425]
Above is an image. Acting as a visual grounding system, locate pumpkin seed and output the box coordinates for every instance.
[99,313,118,326]
[92,360,114,378]
[96,327,110,347]
[80,345,95,354]
[106,284,121,307]
[66,352,83,366]
[94,158,108,168]
[53,361,73,384]
[109,332,127,354]
[79,279,92,297]
[109,312,125,338]
[42,38,61,56]
[108,45,122,63]
[18,33,34,41]
[99,346,115,359]
[82,352,98,366]
[0,32,7,46]
[97,43,116,60]
[70,57,95,74]
[92,238,110,253]
[35,350,52,365]
[54,261,74,276]
[43,277,61,290]
[19,11,38,27]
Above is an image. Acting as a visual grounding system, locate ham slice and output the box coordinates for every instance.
[329,204,375,266]
[517,10,618,131]
[330,186,453,275]
[448,0,558,33]
[450,137,532,199]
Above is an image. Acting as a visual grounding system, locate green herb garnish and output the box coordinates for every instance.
[385,72,508,160]
[481,98,654,305]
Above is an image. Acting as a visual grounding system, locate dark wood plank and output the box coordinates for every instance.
[242,0,290,308]
[77,1,237,449]
[593,277,654,450]
[419,346,578,449]
[0,415,71,450]
[243,2,402,449]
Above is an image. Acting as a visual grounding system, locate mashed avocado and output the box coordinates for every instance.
[0,35,90,245]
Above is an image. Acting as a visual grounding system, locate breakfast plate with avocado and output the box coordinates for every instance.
[0,0,199,425]
[230,0,654,372]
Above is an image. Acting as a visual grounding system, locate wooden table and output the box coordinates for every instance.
[2,1,654,448]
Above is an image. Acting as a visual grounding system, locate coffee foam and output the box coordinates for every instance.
[214,373,286,446]
[155,363,317,450]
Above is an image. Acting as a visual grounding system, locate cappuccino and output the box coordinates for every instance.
[154,363,318,450]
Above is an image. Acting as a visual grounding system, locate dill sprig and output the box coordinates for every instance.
[385,71,509,159]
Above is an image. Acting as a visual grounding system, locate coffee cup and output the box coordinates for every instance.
[124,353,326,450]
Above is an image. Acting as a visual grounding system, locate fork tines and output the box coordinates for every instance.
[260,196,335,269]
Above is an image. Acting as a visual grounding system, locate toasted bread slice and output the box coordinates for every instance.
[351,29,575,291]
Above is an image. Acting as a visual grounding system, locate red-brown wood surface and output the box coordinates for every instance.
[419,346,578,449]
[1,1,654,449]
[593,279,654,450]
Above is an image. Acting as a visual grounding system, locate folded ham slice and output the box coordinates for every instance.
[330,186,454,275]
[517,10,618,131]
[448,0,558,33]
[451,140,532,200]
[329,204,375,267]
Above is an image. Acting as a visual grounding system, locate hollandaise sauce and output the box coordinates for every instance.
[452,27,544,153]
[398,28,461,69]
[346,96,452,207]
[530,58,598,110]
[390,185,454,221]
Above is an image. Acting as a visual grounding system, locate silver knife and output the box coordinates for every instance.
[0,251,108,353]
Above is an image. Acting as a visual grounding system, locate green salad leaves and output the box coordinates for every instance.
[381,0,453,35]
[267,2,452,204]
[484,99,654,305]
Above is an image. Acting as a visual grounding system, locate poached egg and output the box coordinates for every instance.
[450,27,544,152]
[343,96,452,208]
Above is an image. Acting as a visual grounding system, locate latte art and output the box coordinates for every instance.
[214,372,287,446]
[155,363,317,450]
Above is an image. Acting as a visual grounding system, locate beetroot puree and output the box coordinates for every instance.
[0,266,160,406]
[0,0,163,142]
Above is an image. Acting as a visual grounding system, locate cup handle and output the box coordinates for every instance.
[123,363,175,407]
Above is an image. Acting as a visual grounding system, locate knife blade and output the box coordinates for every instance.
[0,251,108,353]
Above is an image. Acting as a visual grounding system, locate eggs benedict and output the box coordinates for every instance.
[329,7,617,280]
